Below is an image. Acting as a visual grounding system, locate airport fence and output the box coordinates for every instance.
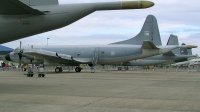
[1,65,200,74]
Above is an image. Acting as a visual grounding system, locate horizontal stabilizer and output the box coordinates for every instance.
[163,51,175,56]
[0,0,44,15]
[142,41,158,49]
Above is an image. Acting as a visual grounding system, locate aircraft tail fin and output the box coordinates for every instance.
[167,34,179,45]
[167,34,180,54]
[111,15,162,45]
[167,35,197,55]
[19,0,59,6]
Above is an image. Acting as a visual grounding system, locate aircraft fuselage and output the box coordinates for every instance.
[7,44,177,65]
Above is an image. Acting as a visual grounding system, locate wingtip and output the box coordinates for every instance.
[121,1,154,9]
[141,1,154,8]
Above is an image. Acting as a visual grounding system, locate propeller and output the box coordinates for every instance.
[18,41,23,68]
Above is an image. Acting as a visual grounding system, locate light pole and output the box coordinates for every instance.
[47,38,50,45]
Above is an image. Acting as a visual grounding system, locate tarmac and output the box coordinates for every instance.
[0,68,200,112]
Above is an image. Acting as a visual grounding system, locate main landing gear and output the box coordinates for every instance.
[55,67,63,73]
[54,66,82,73]
[75,67,82,72]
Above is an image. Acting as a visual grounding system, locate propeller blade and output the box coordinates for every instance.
[20,41,22,52]
[18,41,22,68]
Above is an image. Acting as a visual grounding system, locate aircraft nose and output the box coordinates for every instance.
[5,54,12,61]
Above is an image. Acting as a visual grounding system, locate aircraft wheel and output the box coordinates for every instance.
[38,74,41,77]
[59,67,63,73]
[42,74,45,77]
[78,67,82,72]
[75,67,79,72]
[55,67,60,73]
[75,67,81,72]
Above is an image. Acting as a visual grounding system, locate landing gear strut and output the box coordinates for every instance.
[55,67,63,73]
[75,67,82,72]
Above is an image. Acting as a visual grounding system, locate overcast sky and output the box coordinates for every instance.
[2,0,200,55]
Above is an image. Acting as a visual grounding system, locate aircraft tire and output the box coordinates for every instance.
[78,67,82,72]
[59,67,63,73]
[75,67,81,72]
[42,74,45,77]
[55,67,60,73]
[38,74,40,77]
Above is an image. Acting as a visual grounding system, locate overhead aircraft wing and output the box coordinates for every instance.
[0,0,44,15]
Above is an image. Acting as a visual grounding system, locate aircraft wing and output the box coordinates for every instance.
[0,0,44,15]
[24,49,74,62]
[24,49,90,63]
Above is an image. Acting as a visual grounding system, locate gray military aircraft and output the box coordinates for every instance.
[110,14,197,66]
[122,35,197,66]
[0,0,154,44]
[5,15,185,74]
[6,41,180,74]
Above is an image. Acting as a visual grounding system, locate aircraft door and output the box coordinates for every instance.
[93,47,100,63]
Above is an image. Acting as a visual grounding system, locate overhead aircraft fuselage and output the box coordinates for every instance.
[0,1,154,44]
